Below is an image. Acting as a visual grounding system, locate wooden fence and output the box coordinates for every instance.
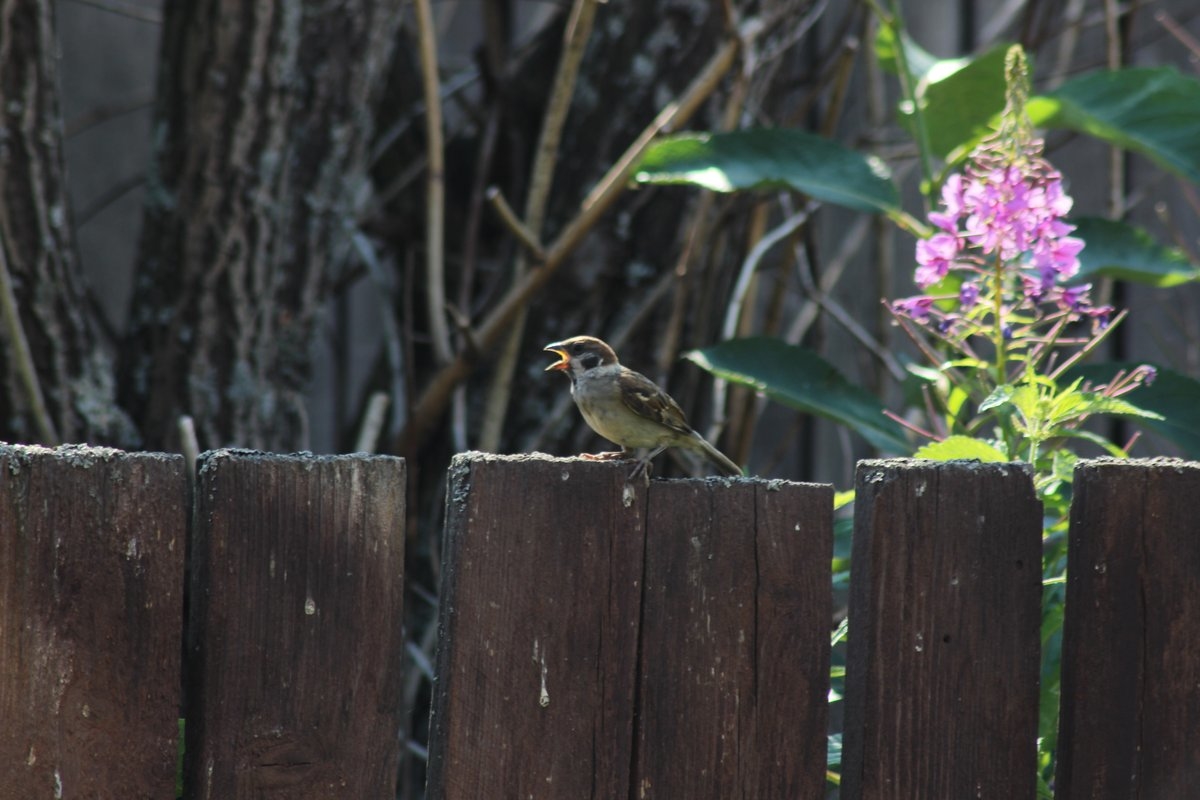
[2,445,1198,798]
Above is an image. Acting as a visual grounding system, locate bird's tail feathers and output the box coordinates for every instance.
[695,434,742,477]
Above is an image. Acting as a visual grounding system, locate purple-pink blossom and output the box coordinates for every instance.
[904,137,1095,326]
[915,233,961,288]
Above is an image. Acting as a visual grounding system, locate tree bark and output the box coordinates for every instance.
[0,0,134,445]
[122,0,405,451]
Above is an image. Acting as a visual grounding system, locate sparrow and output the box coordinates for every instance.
[544,335,742,479]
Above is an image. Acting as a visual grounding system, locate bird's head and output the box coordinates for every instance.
[543,336,618,377]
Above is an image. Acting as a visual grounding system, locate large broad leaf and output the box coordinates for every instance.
[1072,217,1200,287]
[908,43,1011,160]
[919,44,1010,159]
[634,129,899,215]
[1068,363,1200,459]
[685,337,911,454]
[875,25,1009,160]
[1030,67,1200,185]
[874,23,940,79]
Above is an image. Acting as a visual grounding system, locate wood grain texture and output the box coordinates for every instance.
[427,453,647,800]
[1056,458,1200,798]
[841,459,1042,800]
[427,453,831,800]
[0,444,186,798]
[185,450,406,799]
[634,477,832,800]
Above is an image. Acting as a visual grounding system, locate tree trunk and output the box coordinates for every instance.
[122,0,404,451]
[0,0,134,445]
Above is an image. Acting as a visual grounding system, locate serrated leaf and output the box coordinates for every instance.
[979,384,1014,413]
[634,129,899,214]
[1068,363,1200,458]
[684,337,910,453]
[1030,67,1200,185]
[914,435,1009,462]
[1072,217,1200,287]
[1068,393,1164,422]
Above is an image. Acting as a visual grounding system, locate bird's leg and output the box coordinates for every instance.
[626,445,667,482]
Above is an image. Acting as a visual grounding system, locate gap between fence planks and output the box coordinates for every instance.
[425,452,832,800]
[0,444,187,799]
[841,459,1043,800]
[184,449,407,799]
[1056,458,1200,798]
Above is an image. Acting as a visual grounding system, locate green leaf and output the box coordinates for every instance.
[1068,363,1200,458]
[685,337,911,453]
[1072,217,1200,287]
[874,23,940,79]
[905,43,1011,160]
[979,384,1015,413]
[1030,67,1200,185]
[634,129,900,214]
[913,435,1009,462]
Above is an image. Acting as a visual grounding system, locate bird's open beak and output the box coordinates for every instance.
[543,343,570,372]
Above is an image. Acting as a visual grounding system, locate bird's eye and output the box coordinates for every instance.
[570,343,585,355]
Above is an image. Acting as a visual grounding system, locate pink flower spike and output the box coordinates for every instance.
[914,232,961,288]
[894,295,935,321]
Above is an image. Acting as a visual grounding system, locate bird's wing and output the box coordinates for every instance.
[618,368,693,437]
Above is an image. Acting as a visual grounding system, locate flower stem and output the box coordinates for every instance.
[991,252,1007,385]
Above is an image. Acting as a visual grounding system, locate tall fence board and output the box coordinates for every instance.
[184,450,406,799]
[841,459,1043,799]
[0,444,186,799]
[426,452,831,800]
[1056,458,1200,798]
[634,478,832,799]
[426,453,648,799]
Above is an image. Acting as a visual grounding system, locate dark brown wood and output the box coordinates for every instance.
[427,453,831,799]
[426,453,647,800]
[1056,458,1200,799]
[634,478,832,799]
[841,459,1043,799]
[185,450,406,799]
[0,444,186,798]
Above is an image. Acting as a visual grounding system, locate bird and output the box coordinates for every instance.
[543,335,742,479]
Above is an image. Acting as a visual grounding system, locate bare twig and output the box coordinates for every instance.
[74,172,145,227]
[1155,10,1200,63]
[720,204,813,343]
[484,187,546,261]
[793,237,906,382]
[394,19,760,453]
[177,415,200,467]
[352,231,407,418]
[354,392,391,454]
[0,240,59,444]
[412,0,452,365]
[64,0,161,24]
[480,0,600,453]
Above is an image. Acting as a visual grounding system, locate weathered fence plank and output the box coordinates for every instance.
[634,478,832,799]
[426,453,831,800]
[0,444,186,799]
[1056,458,1200,798]
[841,459,1043,799]
[184,450,406,799]
[426,453,648,800]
